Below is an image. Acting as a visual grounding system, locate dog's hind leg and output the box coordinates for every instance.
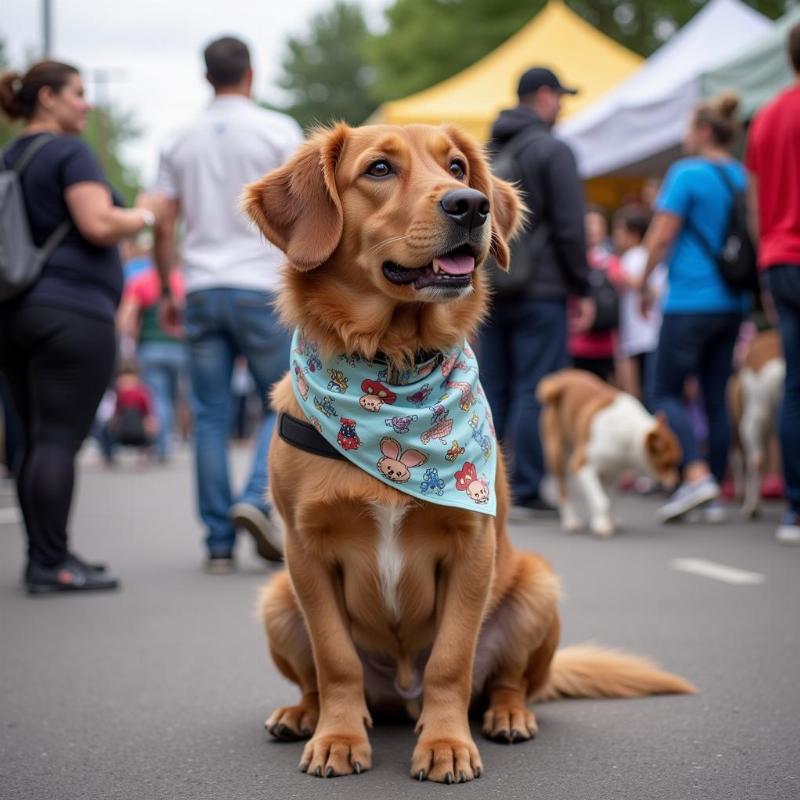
[481,554,561,744]
[260,571,320,741]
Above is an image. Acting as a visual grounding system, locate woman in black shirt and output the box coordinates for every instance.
[0,61,166,593]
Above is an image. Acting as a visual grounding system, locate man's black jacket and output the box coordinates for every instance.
[489,105,590,299]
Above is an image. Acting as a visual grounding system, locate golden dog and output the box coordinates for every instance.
[243,123,694,784]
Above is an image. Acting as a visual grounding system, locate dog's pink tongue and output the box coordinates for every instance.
[434,254,475,275]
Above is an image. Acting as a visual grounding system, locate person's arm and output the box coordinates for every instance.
[116,291,142,340]
[153,199,180,292]
[543,142,590,296]
[152,144,184,337]
[747,171,760,245]
[542,142,595,331]
[64,183,165,247]
[640,211,681,316]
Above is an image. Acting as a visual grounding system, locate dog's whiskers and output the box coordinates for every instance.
[366,234,410,257]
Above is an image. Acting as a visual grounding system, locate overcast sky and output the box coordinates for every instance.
[2,0,389,184]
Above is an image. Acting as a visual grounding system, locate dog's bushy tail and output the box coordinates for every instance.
[531,644,696,701]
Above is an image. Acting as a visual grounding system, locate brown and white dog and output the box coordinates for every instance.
[538,369,682,536]
[243,124,694,784]
[728,330,785,518]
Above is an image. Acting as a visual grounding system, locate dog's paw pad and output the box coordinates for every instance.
[266,703,318,741]
[410,738,482,783]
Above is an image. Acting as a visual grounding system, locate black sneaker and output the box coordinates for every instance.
[67,551,107,573]
[25,560,119,595]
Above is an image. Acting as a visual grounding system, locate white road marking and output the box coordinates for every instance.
[671,558,764,586]
[0,507,22,525]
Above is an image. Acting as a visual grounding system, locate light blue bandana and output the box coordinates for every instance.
[289,329,497,516]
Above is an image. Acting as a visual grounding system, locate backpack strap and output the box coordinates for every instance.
[681,161,739,262]
[5,133,73,265]
[8,133,56,174]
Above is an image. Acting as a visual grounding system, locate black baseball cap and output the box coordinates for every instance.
[517,67,578,98]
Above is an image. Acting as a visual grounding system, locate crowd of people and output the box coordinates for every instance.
[0,24,798,595]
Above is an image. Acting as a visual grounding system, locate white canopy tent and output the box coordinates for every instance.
[557,0,773,179]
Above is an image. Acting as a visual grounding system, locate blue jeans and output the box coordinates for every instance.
[138,340,186,460]
[766,265,800,514]
[477,297,567,503]
[653,312,741,483]
[184,288,291,556]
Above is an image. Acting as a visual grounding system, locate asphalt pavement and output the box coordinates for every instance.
[1,444,798,800]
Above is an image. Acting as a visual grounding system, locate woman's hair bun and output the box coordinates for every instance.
[0,70,24,120]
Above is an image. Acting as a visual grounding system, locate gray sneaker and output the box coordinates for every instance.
[656,477,720,523]
[229,502,283,562]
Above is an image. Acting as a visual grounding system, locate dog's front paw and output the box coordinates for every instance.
[411,736,483,783]
[266,699,319,741]
[482,703,538,743]
[299,730,371,777]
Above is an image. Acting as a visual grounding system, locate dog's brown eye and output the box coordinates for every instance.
[366,160,393,178]
[449,159,466,180]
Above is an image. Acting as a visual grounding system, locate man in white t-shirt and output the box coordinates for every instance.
[154,36,303,572]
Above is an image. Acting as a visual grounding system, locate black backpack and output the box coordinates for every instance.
[484,128,550,296]
[587,266,619,333]
[684,163,758,293]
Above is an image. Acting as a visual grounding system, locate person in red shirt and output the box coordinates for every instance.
[109,364,159,452]
[745,22,800,544]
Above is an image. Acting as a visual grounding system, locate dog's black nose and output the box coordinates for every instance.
[439,189,490,230]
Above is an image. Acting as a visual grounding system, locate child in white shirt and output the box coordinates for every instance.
[613,207,665,408]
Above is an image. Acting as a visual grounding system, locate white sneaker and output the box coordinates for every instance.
[229,503,283,562]
[687,500,727,525]
[776,513,800,545]
[656,477,720,523]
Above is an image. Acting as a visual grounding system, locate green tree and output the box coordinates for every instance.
[272,0,377,128]
[0,38,23,147]
[83,105,141,206]
[366,0,788,102]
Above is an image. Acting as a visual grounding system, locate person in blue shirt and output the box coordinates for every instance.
[639,92,747,524]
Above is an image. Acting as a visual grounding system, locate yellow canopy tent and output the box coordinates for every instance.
[371,1,644,206]
[373,1,642,140]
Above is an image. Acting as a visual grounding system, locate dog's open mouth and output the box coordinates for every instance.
[382,244,477,290]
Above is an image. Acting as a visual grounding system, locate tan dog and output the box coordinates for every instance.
[243,124,694,784]
[538,369,682,536]
[728,330,785,518]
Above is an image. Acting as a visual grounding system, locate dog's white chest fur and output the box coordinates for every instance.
[369,504,408,619]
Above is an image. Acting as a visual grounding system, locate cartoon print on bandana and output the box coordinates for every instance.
[288,329,497,516]
[385,414,418,434]
[445,440,466,462]
[293,361,309,401]
[420,404,454,445]
[455,461,490,505]
[445,380,476,412]
[420,467,445,496]
[469,416,493,461]
[314,396,338,418]
[293,334,322,373]
[360,379,398,413]
[377,437,427,483]
[327,369,348,394]
[337,417,360,450]
[407,384,432,407]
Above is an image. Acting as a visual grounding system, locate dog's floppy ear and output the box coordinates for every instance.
[242,124,349,270]
[443,125,523,272]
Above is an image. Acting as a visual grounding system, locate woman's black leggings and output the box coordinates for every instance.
[0,304,116,567]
